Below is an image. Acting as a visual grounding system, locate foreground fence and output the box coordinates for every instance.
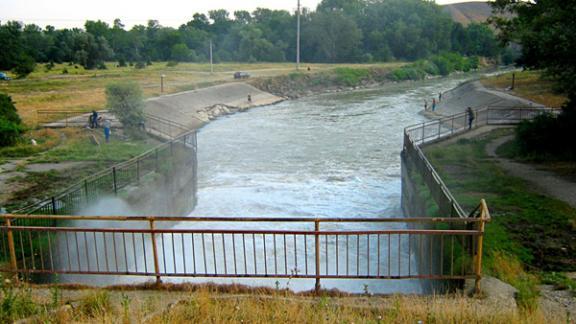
[0,205,490,292]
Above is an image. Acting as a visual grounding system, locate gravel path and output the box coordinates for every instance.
[485,135,576,208]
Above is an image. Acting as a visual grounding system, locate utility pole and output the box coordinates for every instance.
[296,0,301,70]
[209,40,214,74]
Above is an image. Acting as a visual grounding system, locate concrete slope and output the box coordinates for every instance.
[432,80,544,116]
[144,83,284,130]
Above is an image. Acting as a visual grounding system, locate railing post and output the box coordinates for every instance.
[5,218,19,284]
[314,219,321,294]
[437,121,441,139]
[451,116,454,135]
[149,219,162,284]
[65,111,68,128]
[155,148,159,172]
[421,123,425,144]
[112,167,118,196]
[136,158,140,184]
[51,197,57,215]
[84,180,89,204]
[474,201,487,294]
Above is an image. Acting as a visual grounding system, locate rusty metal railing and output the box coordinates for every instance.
[0,210,490,293]
[14,129,197,215]
[402,106,558,218]
[36,110,117,128]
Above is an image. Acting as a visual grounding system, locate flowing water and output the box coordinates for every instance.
[174,74,482,293]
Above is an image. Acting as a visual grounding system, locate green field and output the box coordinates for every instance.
[0,62,403,126]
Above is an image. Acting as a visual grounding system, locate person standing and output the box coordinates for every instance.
[432,98,436,111]
[91,110,99,128]
[103,118,111,143]
[467,107,475,130]
[424,100,428,111]
[439,92,442,102]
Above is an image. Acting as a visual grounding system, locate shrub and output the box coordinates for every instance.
[166,61,179,67]
[106,81,145,137]
[135,61,146,69]
[515,105,576,160]
[14,55,36,78]
[0,94,23,147]
[334,67,370,86]
[431,55,454,76]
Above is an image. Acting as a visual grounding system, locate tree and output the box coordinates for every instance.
[105,82,145,136]
[305,11,362,62]
[0,94,24,147]
[492,0,576,158]
[13,55,36,78]
[491,0,576,99]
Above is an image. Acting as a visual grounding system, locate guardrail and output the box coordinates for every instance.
[14,129,197,216]
[144,113,190,140]
[0,207,490,293]
[36,110,116,128]
[402,106,556,218]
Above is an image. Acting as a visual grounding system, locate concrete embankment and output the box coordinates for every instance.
[426,80,544,117]
[144,83,284,131]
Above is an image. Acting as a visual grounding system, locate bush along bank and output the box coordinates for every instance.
[388,53,480,81]
[249,66,396,99]
[251,53,485,99]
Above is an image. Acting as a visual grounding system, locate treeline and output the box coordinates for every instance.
[0,0,501,75]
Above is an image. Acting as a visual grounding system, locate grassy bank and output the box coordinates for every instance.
[424,129,576,308]
[0,128,158,210]
[480,70,568,108]
[0,283,555,324]
[0,62,401,126]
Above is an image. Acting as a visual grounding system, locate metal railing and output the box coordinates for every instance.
[402,106,558,218]
[36,110,116,128]
[144,113,190,140]
[0,207,490,292]
[14,128,197,216]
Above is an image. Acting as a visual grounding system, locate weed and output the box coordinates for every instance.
[78,290,113,318]
[121,293,131,323]
[50,285,62,308]
[0,279,38,322]
[541,272,576,294]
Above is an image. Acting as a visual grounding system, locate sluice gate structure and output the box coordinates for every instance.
[0,106,556,293]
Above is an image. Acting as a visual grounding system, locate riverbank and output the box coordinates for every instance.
[416,79,576,314]
[0,282,555,323]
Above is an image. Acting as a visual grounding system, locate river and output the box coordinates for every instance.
[175,74,482,293]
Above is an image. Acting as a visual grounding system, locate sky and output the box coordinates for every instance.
[0,0,488,29]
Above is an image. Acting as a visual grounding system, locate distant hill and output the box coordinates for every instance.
[442,2,494,26]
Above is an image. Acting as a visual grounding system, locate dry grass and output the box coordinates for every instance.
[30,288,556,324]
[480,70,567,108]
[0,62,402,126]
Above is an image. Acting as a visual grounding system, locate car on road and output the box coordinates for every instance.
[234,71,250,79]
[0,72,11,81]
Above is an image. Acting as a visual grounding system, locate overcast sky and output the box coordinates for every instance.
[1,0,487,29]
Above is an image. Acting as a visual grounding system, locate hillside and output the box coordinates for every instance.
[442,1,493,26]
